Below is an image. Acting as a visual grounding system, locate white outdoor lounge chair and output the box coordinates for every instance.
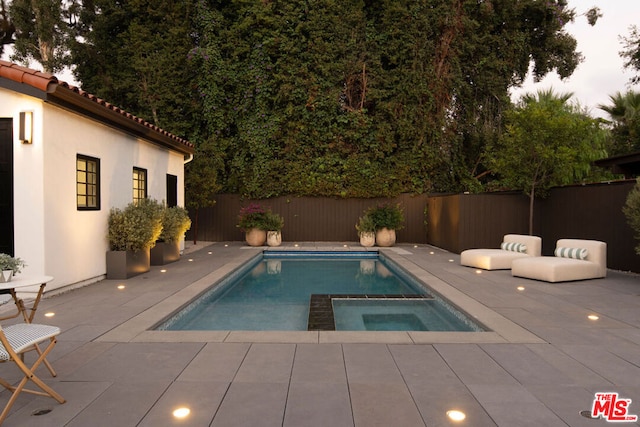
[460,234,542,270]
[511,238,607,283]
[0,323,65,424]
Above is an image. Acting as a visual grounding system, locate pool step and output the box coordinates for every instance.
[307,294,433,331]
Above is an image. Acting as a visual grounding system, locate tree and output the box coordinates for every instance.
[184,138,222,244]
[598,91,640,155]
[0,0,15,56]
[8,0,78,73]
[486,89,608,234]
[620,25,640,85]
[71,0,199,137]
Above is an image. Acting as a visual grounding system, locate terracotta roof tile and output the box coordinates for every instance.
[0,60,57,91]
[0,60,194,151]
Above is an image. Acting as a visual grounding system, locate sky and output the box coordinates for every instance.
[510,0,640,118]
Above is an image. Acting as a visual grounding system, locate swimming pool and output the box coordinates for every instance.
[157,251,484,332]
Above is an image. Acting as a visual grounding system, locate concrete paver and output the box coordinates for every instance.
[0,241,638,426]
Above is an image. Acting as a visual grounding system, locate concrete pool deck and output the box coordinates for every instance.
[1,241,639,426]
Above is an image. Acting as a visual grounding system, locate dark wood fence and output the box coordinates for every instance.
[188,180,640,273]
[427,181,638,273]
[426,191,531,254]
[190,193,429,243]
[537,181,637,272]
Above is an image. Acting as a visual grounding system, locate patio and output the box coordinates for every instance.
[0,241,639,426]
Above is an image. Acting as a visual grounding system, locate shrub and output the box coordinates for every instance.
[159,206,192,242]
[261,211,284,231]
[0,253,26,274]
[623,178,640,255]
[355,214,376,236]
[237,203,284,231]
[364,203,405,231]
[108,198,164,252]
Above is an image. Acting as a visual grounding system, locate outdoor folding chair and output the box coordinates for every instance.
[0,323,65,424]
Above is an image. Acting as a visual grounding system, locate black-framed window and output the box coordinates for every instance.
[133,167,147,203]
[77,155,100,210]
[166,174,177,207]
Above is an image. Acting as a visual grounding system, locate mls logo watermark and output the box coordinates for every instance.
[591,392,638,422]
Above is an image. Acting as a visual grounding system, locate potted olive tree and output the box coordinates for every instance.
[0,253,26,283]
[365,203,405,247]
[151,205,192,265]
[355,214,376,247]
[107,198,163,279]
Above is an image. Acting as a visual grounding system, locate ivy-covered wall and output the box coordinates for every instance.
[188,0,581,198]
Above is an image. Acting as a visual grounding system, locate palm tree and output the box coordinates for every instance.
[520,88,574,107]
[598,91,640,155]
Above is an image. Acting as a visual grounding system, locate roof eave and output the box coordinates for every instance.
[46,85,195,155]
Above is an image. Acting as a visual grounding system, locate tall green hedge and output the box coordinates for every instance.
[74,0,584,199]
[191,0,581,198]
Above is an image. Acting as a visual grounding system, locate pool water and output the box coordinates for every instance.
[158,252,483,332]
[333,299,476,331]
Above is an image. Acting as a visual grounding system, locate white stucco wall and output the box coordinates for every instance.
[0,88,46,281]
[1,87,187,293]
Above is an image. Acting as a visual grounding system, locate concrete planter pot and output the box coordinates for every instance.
[106,248,150,279]
[359,232,375,247]
[0,270,13,283]
[266,231,282,247]
[150,241,180,265]
[245,228,267,246]
[375,228,396,247]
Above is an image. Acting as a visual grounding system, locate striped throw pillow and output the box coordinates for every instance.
[554,247,588,260]
[501,242,527,253]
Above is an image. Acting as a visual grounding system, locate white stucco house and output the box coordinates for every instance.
[0,60,195,294]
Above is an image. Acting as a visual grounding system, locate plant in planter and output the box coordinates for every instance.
[365,203,405,247]
[355,214,376,247]
[151,205,192,265]
[107,198,163,279]
[237,203,269,246]
[262,211,285,247]
[0,253,26,283]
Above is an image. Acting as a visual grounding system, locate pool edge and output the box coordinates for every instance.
[95,246,546,344]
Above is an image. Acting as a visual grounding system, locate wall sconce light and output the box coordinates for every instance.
[19,111,33,144]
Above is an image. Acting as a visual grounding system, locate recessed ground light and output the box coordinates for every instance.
[475,270,482,274]
[588,314,599,321]
[208,251,212,254]
[580,410,600,419]
[188,259,194,262]
[448,259,454,262]
[429,251,434,255]
[447,409,466,421]
[172,407,191,419]
[224,244,229,247]
[294,244,299,247]
[44,312,55,318]
[343,244,348,248]
[160,269,167,273]
[117,284,126,290]
[414,245,418,248]
[517,286,525,291]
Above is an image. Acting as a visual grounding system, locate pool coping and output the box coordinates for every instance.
[96,247,545,344]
